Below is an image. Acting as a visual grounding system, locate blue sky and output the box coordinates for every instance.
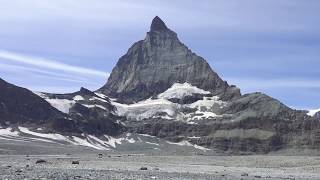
[0,0,319,110]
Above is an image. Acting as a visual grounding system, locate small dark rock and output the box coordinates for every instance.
[35,159,47,164]
[98,153,103,158]
[140,167,148,170]
[241,173,249,176]
[15,169,23,173]
[254,175,262,178]
[72,161,80,165]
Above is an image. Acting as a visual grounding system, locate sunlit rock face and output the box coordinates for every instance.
[99,16,240,104]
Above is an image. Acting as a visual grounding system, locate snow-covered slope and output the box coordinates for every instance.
[33,92,75,114]
[111,83,227,124]
[0,127,211,152]
[34,91,114,114]
[157,82,211,99]
[308,109,320,117]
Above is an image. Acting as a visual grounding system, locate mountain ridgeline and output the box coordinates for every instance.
[98,16,240,103]
[0,16,319,154]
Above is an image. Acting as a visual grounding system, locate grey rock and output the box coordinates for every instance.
[36,159,47,164]
[139,167,148,170]
[99,16,240,103]
[72,161,80,165]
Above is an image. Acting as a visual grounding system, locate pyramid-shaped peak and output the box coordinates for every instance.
[150,16,168,31]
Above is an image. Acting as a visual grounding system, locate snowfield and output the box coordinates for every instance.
[111,83,227,123]
[157,82,211,99]
[0,127,211,152]
[308,108,320,117]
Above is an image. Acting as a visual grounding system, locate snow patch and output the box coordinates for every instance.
[33,91,47,98]
[45,98,75,114]
[95,92,108,99]
[145,142,160,146]
[89,96,108,103]
[157,82,210,99]
[18,127,71,142]
[190,96,226,109]
[104,135,124,148]
[0,127,19,137]
[308,109,320,117]
[82,104,107,110]
[73,95,84,101]
[72,136,107,150]
[167,140,210,151]
[113,98,179,120]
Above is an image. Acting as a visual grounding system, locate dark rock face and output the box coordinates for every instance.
[126,92,319,154]
[99,16,240,103]
[0,78,124,136]
[0,78,70,129]
[150,16,168,31]
[315,111,320,119]
[44,88,125,136]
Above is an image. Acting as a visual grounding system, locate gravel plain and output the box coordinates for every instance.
[1,138,320,179]
[1,154,320,180]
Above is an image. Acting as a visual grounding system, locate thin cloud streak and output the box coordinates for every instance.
[0,63,89,83]
[0,50,108,78]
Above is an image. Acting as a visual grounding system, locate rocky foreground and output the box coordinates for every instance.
[0,153,319,180]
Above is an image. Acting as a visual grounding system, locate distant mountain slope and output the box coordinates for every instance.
[0,78,124,136]
[0,78,76,133]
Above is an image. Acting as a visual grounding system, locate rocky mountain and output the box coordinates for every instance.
[0,78,124,137]
[97,16,320,154]
[0,16,319,154]
[0,78,75,133]
[98,16,240,104]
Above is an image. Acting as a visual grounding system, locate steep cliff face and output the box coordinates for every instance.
[99,16,240,103]
[0,78,78,133]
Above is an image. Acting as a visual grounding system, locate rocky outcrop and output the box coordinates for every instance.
[41,88,125,136]
[0,78,78,133]
[125,92,318,154]
[0,78,124,136]
[99,16,240,103]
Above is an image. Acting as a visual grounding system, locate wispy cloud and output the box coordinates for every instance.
[0,50,108,78]
[0,63,89,83]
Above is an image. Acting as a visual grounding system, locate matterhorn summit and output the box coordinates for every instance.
[99,16,240,103]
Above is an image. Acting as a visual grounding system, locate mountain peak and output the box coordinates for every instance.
[99,17,240,103]
[150,16,168,31]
